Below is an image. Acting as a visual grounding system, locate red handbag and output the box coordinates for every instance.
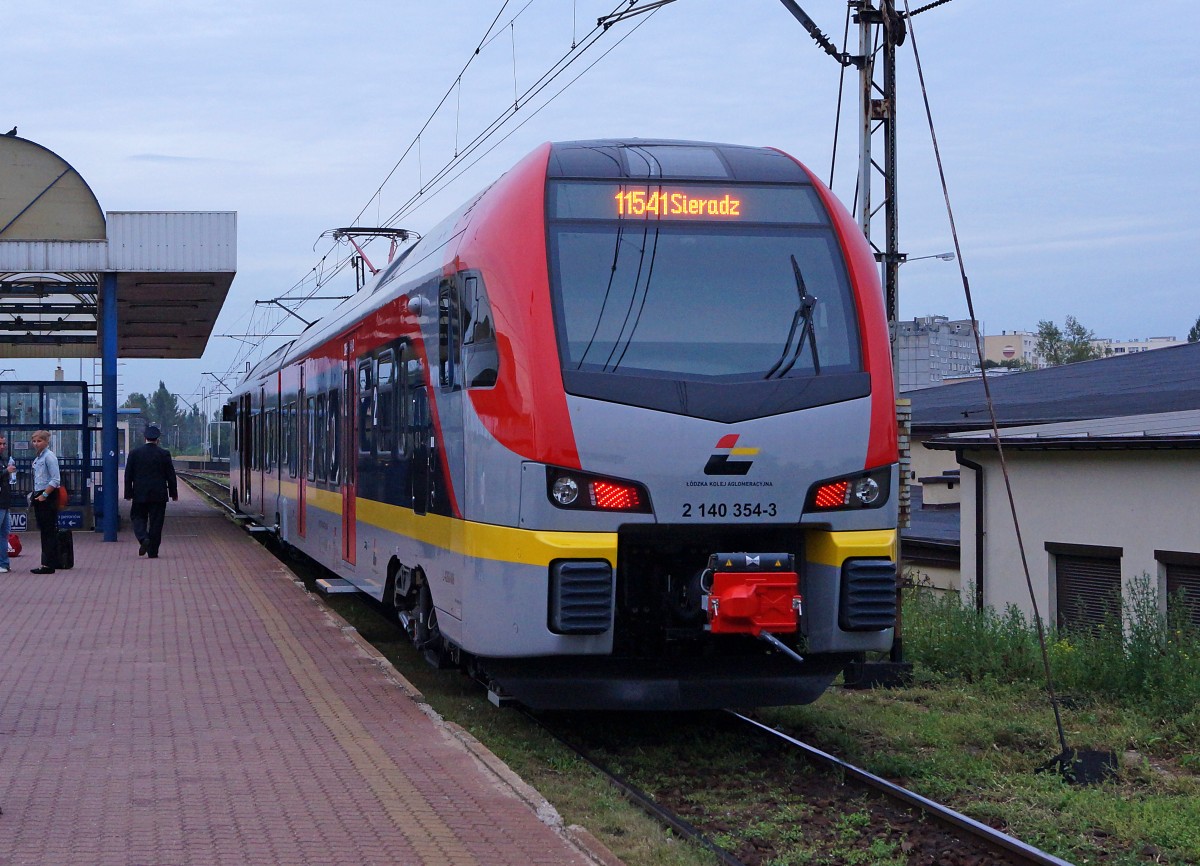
[7,533,20,556]
[56,485,68,508]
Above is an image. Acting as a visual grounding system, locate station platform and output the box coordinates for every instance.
[0,483,615,865]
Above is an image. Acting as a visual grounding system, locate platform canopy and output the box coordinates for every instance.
[0,135,235,358]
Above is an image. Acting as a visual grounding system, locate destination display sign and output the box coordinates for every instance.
[549,181,827,225]
[615,189,742,218]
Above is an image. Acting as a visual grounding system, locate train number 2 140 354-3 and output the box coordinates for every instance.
[682,502,778,518]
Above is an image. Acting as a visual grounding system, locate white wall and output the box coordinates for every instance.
[957,449,1200,622]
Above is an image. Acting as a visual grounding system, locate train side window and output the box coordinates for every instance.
[315,394,327,482]
[305,395,316,481]
[268,408,278,472]
[253,411,263,470]
[438,278,462,390]
[277,406,286,473]
[461,272,498,388]
[286,401,298,478]
[376,350,396,456]
[357,360,374,455]
[328,388,340,485]
[400,345,423,458]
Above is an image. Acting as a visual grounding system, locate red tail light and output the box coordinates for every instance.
[813,480,849,509]
[590,480,641,511]
[546,467,652,513]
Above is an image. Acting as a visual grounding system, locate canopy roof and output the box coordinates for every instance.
[0,135,235,358]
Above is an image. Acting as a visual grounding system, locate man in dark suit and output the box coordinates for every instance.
[124,424,178,559]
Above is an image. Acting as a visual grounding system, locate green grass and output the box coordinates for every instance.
[755,580,1200,865]
[290,546,1200,866]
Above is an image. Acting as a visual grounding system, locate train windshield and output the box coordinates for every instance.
[547,181,862,382]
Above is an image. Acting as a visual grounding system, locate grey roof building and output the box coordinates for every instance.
[902,342,1200,608]
[906,341,1200,434]
[921,410,1200,628]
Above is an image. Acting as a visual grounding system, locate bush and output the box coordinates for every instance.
[901,576,1200,720]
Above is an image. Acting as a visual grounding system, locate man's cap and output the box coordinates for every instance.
[145,424,161,440]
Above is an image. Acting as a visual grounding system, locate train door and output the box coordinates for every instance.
[238,393,252,508]
[297,366,306,538]
[257,384,268,517]
[433,275,467,514]
[411,383,430,516]
[340,339,356,564]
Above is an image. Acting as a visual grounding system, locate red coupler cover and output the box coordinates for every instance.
[708,571,800,635]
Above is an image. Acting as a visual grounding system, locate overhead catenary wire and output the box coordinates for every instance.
[208,0,669,391]
[828,4,853,188]
[379,8,659,232]
[373,2,665,232]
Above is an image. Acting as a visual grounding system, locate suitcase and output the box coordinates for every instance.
[57,528,74,570]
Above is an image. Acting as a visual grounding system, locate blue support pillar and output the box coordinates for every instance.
[101,272,119,541]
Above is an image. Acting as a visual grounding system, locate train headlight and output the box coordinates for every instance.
[805,467,892,512]
[552,475,580,506]
[546,466,652,513]
[852,476,881,506]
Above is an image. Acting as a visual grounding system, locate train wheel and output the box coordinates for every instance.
[415,581,452,669]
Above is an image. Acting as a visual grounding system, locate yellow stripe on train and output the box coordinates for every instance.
[292,484,894,570]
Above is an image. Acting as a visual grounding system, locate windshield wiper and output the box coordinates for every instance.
[765,255,821,379]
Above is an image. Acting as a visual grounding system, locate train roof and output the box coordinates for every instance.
[546,139,813,184]
[233,139,822,393]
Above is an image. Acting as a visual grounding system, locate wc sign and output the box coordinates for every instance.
[9,512,27,531]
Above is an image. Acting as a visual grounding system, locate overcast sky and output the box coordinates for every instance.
[5,0,1196,405]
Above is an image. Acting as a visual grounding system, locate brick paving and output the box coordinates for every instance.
[0,485,606,865]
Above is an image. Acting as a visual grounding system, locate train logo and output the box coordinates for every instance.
[703,434,759,476]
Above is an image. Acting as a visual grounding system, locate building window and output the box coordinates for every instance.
[1048,543,1122,634]
[1157,551,1200,629]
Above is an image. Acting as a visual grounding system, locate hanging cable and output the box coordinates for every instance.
[901,0,1071,760]
[374,2,665,230]
[206,0,670,391]
[829,4,852,188]
[312,0,659,294]
[379,5,659,232]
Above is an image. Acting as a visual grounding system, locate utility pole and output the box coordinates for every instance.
[856,0,913,681]
[855,0,905,388]
[781,0,913,685]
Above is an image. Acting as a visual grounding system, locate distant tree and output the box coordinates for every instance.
[982,358,1036,372]
[149,381,180,440]
[1189,316,1200,343]
[121,392,151,418]
[1035,316,1104,366]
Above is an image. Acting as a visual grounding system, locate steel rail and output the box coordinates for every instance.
[519,710,748,866]
[728,711,1075,866]
[177,472,237,516]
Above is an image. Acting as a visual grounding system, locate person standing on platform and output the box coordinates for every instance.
[29,430,61,574]
[0,434,16,574]
[124,424,178,559]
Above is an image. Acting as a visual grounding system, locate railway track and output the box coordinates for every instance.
[178,471,237,515]
[532,709,1076,866]
[727,712,1073,866]
[183,472,1077,865]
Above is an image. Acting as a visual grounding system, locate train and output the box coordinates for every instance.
[226,139,899,711]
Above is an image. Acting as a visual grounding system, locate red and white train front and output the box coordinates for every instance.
[231,138,899,711]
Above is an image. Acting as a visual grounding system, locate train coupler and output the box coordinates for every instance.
[703,553,801,636]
